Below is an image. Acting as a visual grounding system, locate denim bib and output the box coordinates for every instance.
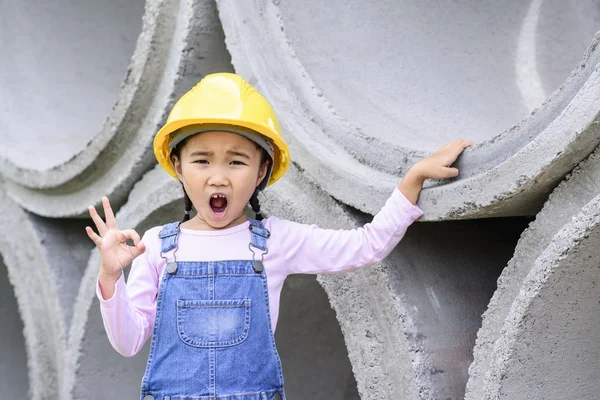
[140,219,285,400]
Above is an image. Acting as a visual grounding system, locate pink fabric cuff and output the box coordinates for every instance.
[96,272,126,308]
[392,187,424,221]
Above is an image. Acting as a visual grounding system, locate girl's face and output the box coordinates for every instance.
[172,131,268,230]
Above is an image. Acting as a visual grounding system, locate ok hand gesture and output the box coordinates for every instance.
[86,197,146,278]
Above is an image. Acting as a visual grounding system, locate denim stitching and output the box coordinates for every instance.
[176,299,252,348]
[142,218,282,398]
[141,268,170,391]
[259,263,285,390]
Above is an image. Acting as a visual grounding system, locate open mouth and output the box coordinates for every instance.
[209,193,228,219]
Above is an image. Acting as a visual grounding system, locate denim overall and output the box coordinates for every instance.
[140,219,286,400]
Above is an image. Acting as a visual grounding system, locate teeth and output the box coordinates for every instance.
[211,194,226,198]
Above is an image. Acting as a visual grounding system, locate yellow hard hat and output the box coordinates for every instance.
[153,73,290,189]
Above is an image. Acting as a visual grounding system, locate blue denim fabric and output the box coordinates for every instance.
[140,220,285,400]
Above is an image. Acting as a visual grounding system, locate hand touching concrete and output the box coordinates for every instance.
[398,139,475,205]
[86,197,146,300]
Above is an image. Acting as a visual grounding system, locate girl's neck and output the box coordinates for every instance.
[180,213,249,231]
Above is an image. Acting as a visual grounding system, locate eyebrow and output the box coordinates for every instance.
[227,150,251,159]
[189,150,213,157]
[188,150,251,159]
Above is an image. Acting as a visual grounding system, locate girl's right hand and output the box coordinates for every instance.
[86,197,146,278]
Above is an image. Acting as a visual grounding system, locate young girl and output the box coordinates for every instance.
[87,73,474,400]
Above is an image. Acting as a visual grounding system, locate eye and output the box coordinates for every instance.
[230,160,247,166]
[194,159,209,164]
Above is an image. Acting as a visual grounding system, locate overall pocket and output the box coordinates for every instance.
[176,298,251,348]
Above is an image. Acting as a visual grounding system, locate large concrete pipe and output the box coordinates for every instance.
[0,258,29,399]
[0,186,67,399]
[216,0,600,219]
[2,1,600,399]
[467,146,600,400]
[0,0,232,218]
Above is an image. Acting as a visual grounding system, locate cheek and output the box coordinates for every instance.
[231,171,259,201]
[180,167,208,192]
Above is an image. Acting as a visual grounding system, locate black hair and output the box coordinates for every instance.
[250,148,269,221]
[249,188,263,221]
[170,137,269,223]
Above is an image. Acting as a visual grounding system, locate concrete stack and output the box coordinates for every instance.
[1,0,599,398]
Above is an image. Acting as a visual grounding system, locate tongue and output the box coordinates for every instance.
[211,197,227,209]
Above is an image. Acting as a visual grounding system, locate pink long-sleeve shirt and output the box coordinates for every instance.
[96,188,423,357]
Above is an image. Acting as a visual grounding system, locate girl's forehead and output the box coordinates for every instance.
[186,130,257,149]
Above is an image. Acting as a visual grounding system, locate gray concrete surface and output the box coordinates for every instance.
[483,199,600,399]
[381,216,529,399]
[0,185,66,399]
[0,258,29,400]
[0,0,145,170]
[216,0,600,220]
[0,0,233,218]
[27,214,94,332]
[1,1,600,399]
[466,145,600,400]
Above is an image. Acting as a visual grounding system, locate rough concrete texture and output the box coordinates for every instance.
[466,146,600,400]
[216,0,600,219]
[0,0,233,217]
[0,257,29,399]
[1,1,600,399]
[0,185,67,399]
[482,198,600,400]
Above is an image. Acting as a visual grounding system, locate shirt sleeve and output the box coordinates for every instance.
[95,229,160,357]
[275,187,423,275]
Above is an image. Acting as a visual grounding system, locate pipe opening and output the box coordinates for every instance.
[0,0,145,170]
[278,0,600,149]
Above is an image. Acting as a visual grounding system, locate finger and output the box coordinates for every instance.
[453,141,473,154]
[123,238,146,261]
[443,167,459,178]
[88,205,107,236]
[121,229,141,246]
[434,142,452,154]
[102,197,118,230]
[85,226,103,247]
[130,242,147,259]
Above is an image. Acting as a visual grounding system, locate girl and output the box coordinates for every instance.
[87,73,474,400]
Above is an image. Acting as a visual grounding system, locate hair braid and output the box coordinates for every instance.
[182,184,193,222]
[249,188,263,221]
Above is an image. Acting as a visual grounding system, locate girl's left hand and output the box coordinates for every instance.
[411,139,475,180]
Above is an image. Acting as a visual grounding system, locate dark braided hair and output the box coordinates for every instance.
[251,147,269,221]
[171,136,270,222]
[182,186,193,222]
[249,188,263,221]
[171,137,195,223]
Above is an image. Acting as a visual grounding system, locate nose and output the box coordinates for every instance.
[207,165,230,187]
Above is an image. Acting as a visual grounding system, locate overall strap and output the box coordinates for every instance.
[248,219,270,273]
[248,219,270,252]
[158,222,181,270]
